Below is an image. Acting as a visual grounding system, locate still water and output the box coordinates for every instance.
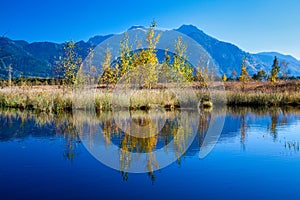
[0,107,300,200]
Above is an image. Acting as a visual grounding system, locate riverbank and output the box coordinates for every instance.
[0,80,299,112]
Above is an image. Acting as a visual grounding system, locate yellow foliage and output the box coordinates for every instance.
[222,74,227,82]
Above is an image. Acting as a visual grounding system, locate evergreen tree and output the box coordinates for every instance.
[253,69,267,81]
[270,56,280,82]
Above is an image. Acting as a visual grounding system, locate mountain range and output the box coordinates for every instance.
[1,24,300,78]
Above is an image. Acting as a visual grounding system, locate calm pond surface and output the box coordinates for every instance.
[0,107,300,200]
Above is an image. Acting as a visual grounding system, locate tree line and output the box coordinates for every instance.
[223,56,295,82]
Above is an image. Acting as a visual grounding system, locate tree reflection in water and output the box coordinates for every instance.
[0,109,81,162]
[56,119,80,162]
[84,110,203,182]
[1,107,300,182]
[225,107,300,150]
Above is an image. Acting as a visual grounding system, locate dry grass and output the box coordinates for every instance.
[0,87,199,112]
[224,80,300,93]
[224,80,300,107]
[1,80,300,112]
[0,88,73,113]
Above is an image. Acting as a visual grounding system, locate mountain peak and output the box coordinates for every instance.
[177,24,203,34]
[87,34,114,45]
[1,24,300,78]
[128,25,146,30]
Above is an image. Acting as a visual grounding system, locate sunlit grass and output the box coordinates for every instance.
[1,84,300,113]
[226,91,300,107]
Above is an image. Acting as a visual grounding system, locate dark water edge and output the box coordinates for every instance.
[0,107,300,200]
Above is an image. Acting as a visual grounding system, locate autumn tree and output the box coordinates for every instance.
[119,32,133,79]
[157,48,172,83]
[100,20,192,88]
[131,20,161,88]
[195,62,209,89]
[85,49,97,85]
[270,56,280,83]
[100,48,117,88]
[58,41,82,86]
[74,64,87,88]
[173,36,193,82]
[221,74,227,82]
[239,57,250,91]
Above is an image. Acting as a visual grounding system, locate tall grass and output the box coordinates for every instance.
[0,88,72,113]
[1,86,300,113]
[226,91,300,107]
[0,87,197,112]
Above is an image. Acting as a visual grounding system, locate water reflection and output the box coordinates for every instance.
[1,107,300,181]
[227,107,300,149]
[74,109,204,175]
[0,110,81,162]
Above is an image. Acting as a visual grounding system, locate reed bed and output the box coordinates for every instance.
[0,88,73,113]
[226,91,300,107]
[1,86,300,113]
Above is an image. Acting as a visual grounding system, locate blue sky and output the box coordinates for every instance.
[1,0,300,59]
